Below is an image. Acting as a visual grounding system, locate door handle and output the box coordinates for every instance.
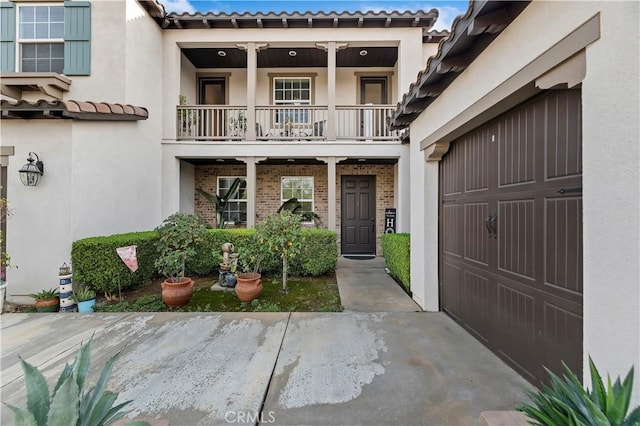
[485,214,498,239]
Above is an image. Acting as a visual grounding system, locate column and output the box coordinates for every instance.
[327,157,337,230]
[245,42,257,141]
[245,156,257,227]
[326,42,337,141]
[396,146,411,233]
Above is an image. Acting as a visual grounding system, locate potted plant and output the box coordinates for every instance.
[236,239,265,302]
[75,287,96,313]
[29,288,59,312]
[154,212,208,307]
[177,95,196,137]
[228,111,247,137]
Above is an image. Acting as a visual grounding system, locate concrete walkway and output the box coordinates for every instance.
[1,260,532,425]
[1,312,532,425]
[336,256,422,312]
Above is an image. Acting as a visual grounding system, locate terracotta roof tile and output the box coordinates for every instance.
[0,99,148,121]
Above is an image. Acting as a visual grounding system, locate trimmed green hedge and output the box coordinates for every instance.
[382,233,410,290]
[72,228,338,294]
[71,232,158,295]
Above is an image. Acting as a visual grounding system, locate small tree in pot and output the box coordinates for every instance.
[256,211,302,293]
[154,212,208,307]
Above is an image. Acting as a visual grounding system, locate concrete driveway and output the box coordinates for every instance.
[1,312,531,425]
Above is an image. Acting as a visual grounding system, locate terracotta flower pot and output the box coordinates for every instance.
[35,297,59,313]
[235,273,262,302]
[161,277,194,307]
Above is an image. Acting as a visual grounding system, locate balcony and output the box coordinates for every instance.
[176,105,401,141]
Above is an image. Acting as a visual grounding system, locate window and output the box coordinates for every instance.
[281,177,314,214]
[18,5,65,73]
[217,177,247,224]
[273,77,311,124]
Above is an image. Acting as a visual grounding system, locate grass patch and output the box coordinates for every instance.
[94,274,342,313]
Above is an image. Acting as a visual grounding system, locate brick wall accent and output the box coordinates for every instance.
[255,165,328,226]
[337,164,396,255]
[194,162,396,254]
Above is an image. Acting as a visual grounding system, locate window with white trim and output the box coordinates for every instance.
[281,177,314,214]
[217,177,247,224]
[18,5,65,73]
[273,77,311,124]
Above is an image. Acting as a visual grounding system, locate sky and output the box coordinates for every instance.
[158,0,469,31]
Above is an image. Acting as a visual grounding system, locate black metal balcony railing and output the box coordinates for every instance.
[176,105,401,141]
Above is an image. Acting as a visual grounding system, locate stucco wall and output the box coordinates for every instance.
[408,1,640,399]
[3,0,164,302]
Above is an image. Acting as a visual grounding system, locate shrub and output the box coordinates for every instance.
[72,227,338,295]
[519,358,640,426]
[382,233,410,290]
[290,229,338,276]
[71,231,158,296]
[4,337,137,426]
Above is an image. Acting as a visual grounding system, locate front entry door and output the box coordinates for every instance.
[198,78,226,137]
[341,175,376,254]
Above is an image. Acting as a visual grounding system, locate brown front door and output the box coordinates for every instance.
[439,90,583,386]
[360,77,387,137]
[199,77,226,137]
[341,175,376,254]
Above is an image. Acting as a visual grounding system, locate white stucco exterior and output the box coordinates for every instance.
[407,0,639,401]
[1,1,440,303]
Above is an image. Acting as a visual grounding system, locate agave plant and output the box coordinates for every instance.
[4,337,146,426]
[519,358,640,426]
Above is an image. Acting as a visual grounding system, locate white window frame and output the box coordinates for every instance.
[217,176,247,225]
[15,3,65,73]
[273,77,312,124]
[281,176,314,218]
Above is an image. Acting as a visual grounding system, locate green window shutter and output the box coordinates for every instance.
[64,1,91,75]
[0,2,16,73]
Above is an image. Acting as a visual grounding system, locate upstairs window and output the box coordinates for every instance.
[273,77,311,124]
[18,5,65,73]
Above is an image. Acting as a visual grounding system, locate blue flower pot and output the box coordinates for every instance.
[77,298,96,313]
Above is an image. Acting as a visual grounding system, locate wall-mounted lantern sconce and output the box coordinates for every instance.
[18,152,44,186]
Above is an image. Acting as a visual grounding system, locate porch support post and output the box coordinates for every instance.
[245,156,257,227]
[326,42,337,141]
[246,42,257,141]
[327,157,337,230]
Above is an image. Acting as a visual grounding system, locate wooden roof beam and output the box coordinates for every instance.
[417,81,448,98]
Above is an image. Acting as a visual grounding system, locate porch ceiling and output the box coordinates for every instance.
[182,47,398,69]
[183,158,398,166]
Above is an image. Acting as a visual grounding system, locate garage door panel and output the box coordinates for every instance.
[464,203,489,265]
[498,103,537,187]
[498,199,535,280]
[496,279,537,380]
[545,196,583,294]
[465,127,491,192]
[541,300,582,381]
[463,270,491,342]
[443,204,463,257]
[442,140,463,195]
[440,90,582,386]
[442,262,463,320]
[545,91,582,180]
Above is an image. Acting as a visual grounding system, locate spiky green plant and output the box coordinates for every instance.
[519,358,640,426]
[195,177,244,229]
[4,337,145,426]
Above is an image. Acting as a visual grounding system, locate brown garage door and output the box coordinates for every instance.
[439,90,583,385]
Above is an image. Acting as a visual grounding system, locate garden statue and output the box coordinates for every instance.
[211,242,238,291]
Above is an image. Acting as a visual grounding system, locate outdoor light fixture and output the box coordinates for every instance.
[359,49,368,56]
[217,50,227,57]
[288,50,297,57]
[18,152,44,187]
